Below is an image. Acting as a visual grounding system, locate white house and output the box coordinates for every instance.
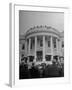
[19,25,64,65]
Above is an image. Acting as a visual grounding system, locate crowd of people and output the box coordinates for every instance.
[19,59,64,79]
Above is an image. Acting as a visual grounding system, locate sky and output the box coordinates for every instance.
[19,10,64,35]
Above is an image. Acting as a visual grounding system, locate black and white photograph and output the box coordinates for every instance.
[19,10,64,79]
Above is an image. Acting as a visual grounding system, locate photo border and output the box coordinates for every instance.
[9,3,70,87]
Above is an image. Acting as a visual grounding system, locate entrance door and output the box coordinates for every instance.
[36,51,43,61]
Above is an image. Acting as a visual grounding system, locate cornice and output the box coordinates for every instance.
[26,25,61,36]
[20,26,64,40]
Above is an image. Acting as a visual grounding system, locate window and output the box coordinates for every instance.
[21,54,24,61]
[38,36,43,47]
[47,36,51,47]
[30,38,34,49]
[31,39,32,49]
[40,39,43,47]
[45,55,51,61]
[29,56,34,62]
[53,56,58,61]
[48,41,50,47]
[62,41,64,48]
[22,44,25,50]
[53,37,56,48]
[27,39,29,51]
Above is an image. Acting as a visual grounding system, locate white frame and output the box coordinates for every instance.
[9,3,70,87]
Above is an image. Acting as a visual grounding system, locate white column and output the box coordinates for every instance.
[51,36,53,60]
[34,36,37,62]
[25,40,27,57]
[56,38,59,61]
[59,40,62,56]
[28,38,31,63]
[56,38,58,54]
[28,38,31,55]
[43,36,45,62]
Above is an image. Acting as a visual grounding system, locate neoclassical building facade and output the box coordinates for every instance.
[19,26,64,65]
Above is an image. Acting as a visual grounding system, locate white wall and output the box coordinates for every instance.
[0,0,72,89]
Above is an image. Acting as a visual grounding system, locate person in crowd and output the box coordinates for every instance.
[44,59,60,77]
[58,58,64,77]
[19,62,30,79]
[29,63,40,78]
[56,58,64,77]
[41,63,46,78]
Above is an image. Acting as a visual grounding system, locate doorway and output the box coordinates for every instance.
[36,51,43,61]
